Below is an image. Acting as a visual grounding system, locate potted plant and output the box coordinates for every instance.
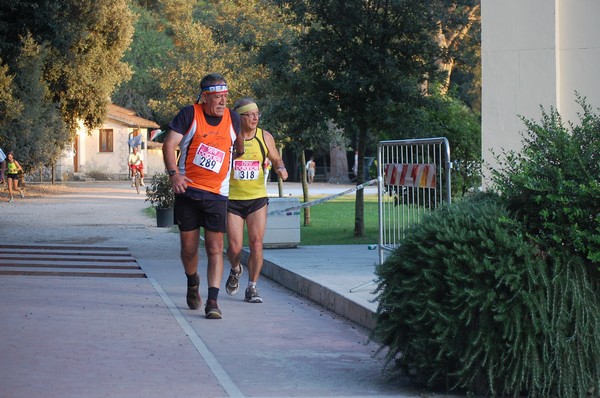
[145,173,175,227]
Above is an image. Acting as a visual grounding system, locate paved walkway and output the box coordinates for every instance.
[0,181,457,398]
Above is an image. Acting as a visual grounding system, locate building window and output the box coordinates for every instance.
[99,129,113,152]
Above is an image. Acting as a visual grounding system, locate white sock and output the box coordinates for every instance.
[247,281,256,289]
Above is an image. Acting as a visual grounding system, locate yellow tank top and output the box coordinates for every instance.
[7,161,18,174]
[229,128,268,200]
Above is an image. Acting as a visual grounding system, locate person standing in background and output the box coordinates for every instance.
[306,156,316,184]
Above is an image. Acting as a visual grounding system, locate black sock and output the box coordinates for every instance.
[208,287,219,301]
[186,272,199,287]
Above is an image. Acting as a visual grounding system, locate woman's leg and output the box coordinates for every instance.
[7,177,14,200]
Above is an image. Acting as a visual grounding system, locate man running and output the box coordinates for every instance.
[162,73,243,319]
[225,98,288,303]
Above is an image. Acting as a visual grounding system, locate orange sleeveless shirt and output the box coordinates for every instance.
[178,104,237,196]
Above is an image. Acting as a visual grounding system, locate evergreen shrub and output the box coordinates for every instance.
[372,96,600,396]
[372,194,546,393]
[492,95,600,268]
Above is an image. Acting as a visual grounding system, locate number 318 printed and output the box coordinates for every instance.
[238,170,256,180]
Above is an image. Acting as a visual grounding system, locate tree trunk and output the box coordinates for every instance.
[301,151,311,226]
[277,146,284,197]
[329,145,350,184]
[354,126,368,237]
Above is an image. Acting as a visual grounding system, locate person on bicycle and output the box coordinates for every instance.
[128,146,145,186]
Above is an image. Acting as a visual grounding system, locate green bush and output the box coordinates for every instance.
[492,95,600,267]
[373,96,600,396]
[372,193,600,396]
[429,95,482,197]
[543,253,600,398]
[145,173,174,209]
[373,194,539,394]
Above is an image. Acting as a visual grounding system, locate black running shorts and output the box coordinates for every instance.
[227,197,269,219]
[175,195,228,232]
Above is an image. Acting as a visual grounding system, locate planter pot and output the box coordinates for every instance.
[156,207,174,228]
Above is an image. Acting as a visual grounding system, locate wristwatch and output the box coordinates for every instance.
[168,169,178,177]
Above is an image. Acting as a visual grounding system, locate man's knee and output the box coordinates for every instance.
[227,247,241,263]
[204,235,224,256]
[180,246,198,261]
[247,235,263,251]
[180,233,199,256]
[205,244,223,256]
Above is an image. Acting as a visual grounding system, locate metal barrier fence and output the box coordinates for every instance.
[376,137,452,266]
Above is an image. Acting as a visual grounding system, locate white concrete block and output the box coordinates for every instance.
[265,198,301,248]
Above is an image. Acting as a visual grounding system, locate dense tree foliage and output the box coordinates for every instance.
[446,6,481,113]
[112,2,174,121]
[0,63,24,137]
[0,0,135,170]
[147,0,293,126]
[7,36,68,172]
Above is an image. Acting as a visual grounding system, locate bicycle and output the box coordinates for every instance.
[132,169,141,194]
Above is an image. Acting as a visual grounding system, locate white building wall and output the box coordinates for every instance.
[70,123,164,180]
[146,147,166,176]
[80,119,132,177]
[481,0,600,185]
[556,0,600,116]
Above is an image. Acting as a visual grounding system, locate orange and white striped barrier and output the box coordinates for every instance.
[384,163,437,189]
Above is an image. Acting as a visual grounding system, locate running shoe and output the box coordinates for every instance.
[225,264,243,296]
[205,299,222,319]
[186,284,201,310]
[8,198,13,203]
[20,191,24,198]
[244,286,263,303]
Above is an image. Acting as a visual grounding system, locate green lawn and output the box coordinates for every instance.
[299,195,379,245]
